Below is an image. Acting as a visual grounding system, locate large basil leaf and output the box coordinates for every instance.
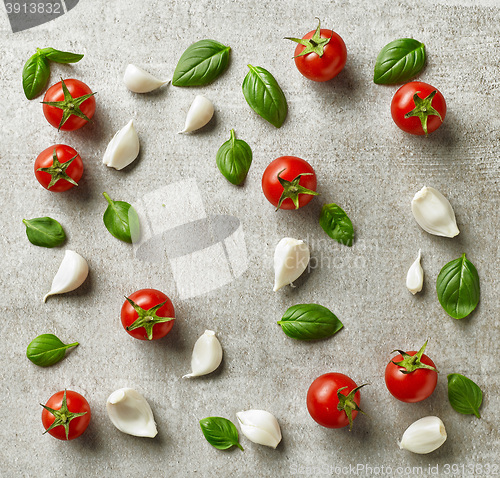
[436,254,480,319]
[373,38,426,85]
[242,65,287,128]
[216,129,253,185]
[23,216,66,248]
[39,47,84,64]
[319,203,353,246]
[277,304,343,340]
[26,334,79,367]
[199,417,243,450]
[172,40,230,87]
[103,192,140,243]
[22,52,50,99]
[447,373,482,418]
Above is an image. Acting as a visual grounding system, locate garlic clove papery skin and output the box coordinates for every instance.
[399,416,447,454]
[411,186,459,238]
[106,388,157,438]
[273,237,310,291]
[183,330,223,378]
[179,95,214,133]
[236,410,282,448]
[123,64,169,93]
[406,249,424,295]
[103,120,140,170]
[43,250,89,302]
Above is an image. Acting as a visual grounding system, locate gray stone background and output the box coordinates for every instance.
[0,0,498,477]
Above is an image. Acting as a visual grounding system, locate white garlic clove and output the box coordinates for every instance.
[183,330,223,378]
[411,186,459,238]
[406,249,424,295]
[123,64,169,93]
[178,95,214,133]
[236,410,282,448]
[103,120,140,170]
[273,237,310,291]
[43,250,89,302]
[106,388,157,438]
[399,416,447,454]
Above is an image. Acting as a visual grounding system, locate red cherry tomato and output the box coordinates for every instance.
[43,79,96,131]
[291,22,347,82]
[262,156,317,210]
[34,144,83,192]
[121,288,175,341]
[307,373,364,429]
[391,81,446,135]
[385,349,438,403]
[41,390,91,440]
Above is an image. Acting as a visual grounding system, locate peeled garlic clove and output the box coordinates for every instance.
[103,120,140,170]
[179,95,214,133]
[273,237,310,291]
[183,330,223,378]
[106,388,157,438]
[123,64,169,93]
[406,249,424,295]
[411,186,459,238]
[43,250,89,302]
[236,410,282,448]
[399,416,447,454]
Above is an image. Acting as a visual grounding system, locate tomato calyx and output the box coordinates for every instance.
[124,296,175,341]
[36,148,80,189]
[336,384,367,431]
[285,18,332,58]
[404,90,443,136]
[40,390,88,440]
[42,78,96,130]
[391,341,438,374]
[275,169,318,210]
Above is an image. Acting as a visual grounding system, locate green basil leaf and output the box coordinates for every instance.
[436,254,480,319]
[277,304,343,340]
[39,47,84,64]
[22,52,50,99]
[172,39,230,87]
[199,417,243,450]
[216,129,253,185]
[103,192,140,243]
[373,38,426,85]
[447,373,483,418]
[22,217,66,248]
[26,334,78,367]
[319,203,353,246]
[242,65,288,128]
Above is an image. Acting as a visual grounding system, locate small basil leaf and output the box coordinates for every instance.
[26,334,78,367]
[319,203,353,246]
[22,217,66,248]
[242,65,287,128]
[216,129,253,185]
[436,254,480,319]
[373,38,426,85]
[22,52,50,99]
[39,47,84,64]
[447,373,483,418]
[103,192,140,243]
[199,417,243,450]
[278,304,343,340]
[172,39,230,87]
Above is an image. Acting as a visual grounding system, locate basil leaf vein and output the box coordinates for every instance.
[373,38,426,85]
[447,373,483,418]
[216,129,253,185]
[436,254,480,319]
[103,192,140,243]
[199,417,243,450]
[278,304,343,340]
[26,334,78,367]
[23,217,66,248]
[319,203,354,246]
[242,64,287,128]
